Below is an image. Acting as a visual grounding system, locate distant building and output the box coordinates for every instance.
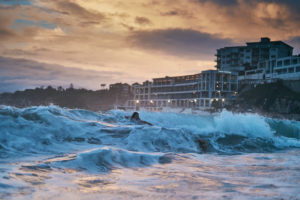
[216,37,293,72]
[109,83,132,104]
[127,70,238,110]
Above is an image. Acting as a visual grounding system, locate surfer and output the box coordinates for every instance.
[130,112,152,126]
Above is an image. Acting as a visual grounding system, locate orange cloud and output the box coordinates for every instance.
[0,0,299,91]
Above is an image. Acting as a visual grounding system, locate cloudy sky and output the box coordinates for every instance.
[1,0,300,92]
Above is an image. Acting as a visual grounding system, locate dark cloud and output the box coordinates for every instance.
[258,18,287,32]
[258,0,300,8]
[0,29,16,40]
[121,23,134,31]
[79,21,100,27]
[198,0,300,8]
[129,29,235,59]
[160,9,194,18]
[0,11,42,42]
[265,0,300,20]
[194,0,300,33]
[56,1,105,21]
[161,10,179,16]
[0,14,17,40]
[196,0,238,6]
[199,0,300,20]
[135,16,152,25]
[0,56,123,92]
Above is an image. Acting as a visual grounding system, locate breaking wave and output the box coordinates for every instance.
[1,105,300,169]
[51,147,172,173]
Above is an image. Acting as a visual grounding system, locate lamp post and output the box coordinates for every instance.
[135,100,139,110]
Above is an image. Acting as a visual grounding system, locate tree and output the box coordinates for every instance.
[69,83,74,89]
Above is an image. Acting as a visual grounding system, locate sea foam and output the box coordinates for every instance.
[1,105,300,161]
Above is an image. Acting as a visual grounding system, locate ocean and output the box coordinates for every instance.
[0,105,300,200]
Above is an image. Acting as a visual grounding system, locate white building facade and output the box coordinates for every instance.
[127,70,238,110]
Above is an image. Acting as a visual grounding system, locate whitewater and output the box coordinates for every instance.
[0,105,300,200]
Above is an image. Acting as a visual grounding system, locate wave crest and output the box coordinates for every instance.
[0,106,299,158]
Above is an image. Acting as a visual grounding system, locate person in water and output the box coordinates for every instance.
[130,112,152,126]
[129,112,208,152]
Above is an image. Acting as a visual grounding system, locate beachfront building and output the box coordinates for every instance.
[127,70,238,110]
[109,83,132,105]
[239,55,300,84]
[216,37,293,73]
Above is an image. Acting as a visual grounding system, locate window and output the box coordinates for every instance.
[259,63,265,68]
[288,68,294,73]
[230,75,236,81]
[205,100,209,107]
[296,66,300,72]
[231,84,237,90]
[223,83,228,90]
[277,61,282,67]
[292,59,298,65]
[284,59,290,66]
[200,100,204,106]
[276,69,287,74]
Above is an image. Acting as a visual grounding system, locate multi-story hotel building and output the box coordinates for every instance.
[124,37,298,111]
[127,70,238,110]
[215,37,300,84]
[216,38,293,72]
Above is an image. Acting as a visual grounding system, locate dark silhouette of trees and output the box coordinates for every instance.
[0,85,133,111]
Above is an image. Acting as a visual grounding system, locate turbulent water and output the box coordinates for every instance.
[0,105,300,200]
